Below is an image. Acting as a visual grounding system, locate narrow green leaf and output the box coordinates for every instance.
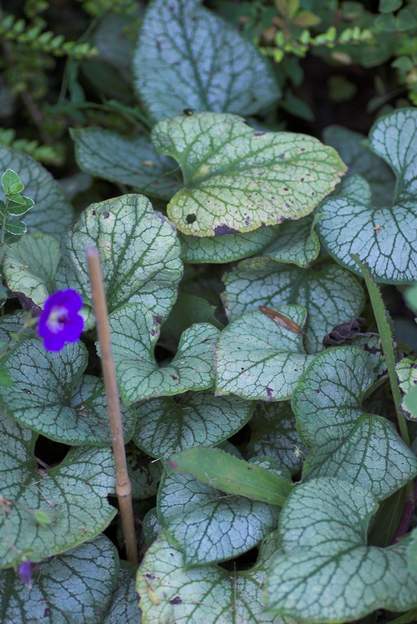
[355,256,410,444]
[167,447,293,506]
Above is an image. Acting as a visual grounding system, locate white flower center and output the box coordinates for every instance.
[46,306,68,333]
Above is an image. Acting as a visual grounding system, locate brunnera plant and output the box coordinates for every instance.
[1,1,417,623]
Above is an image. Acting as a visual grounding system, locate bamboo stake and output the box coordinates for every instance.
[87,246,138,566]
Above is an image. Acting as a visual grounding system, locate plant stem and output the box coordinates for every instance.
[86,245,138,566]
[354,256,410,446]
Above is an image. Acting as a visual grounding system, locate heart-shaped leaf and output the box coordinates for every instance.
[180,227,279,264]
[318,108,417,283]
[158,463,279,565]
[266,477,417,623]
[137,532,286,623]
[104,564,141,624]
[71,128,180,200]
[133,0,280,122]
[247,403,306,475]
[133,392,253,458]
[152,112,346,236]
[324,124,395,207]
[216,305,313,401]
[222,258,364,353]
[0,146,73,238]
[67,193,183,318]
[0,412,116,568]
[4,233,61,307]
[261,216,320,268]
[0,536,119,624]
[110,303,219,404]
[0,339,134,446]
[292,346,417,500]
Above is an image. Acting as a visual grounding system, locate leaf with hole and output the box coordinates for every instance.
[152,111,346,236]
[134,0,280,121]
[292,346,417,500]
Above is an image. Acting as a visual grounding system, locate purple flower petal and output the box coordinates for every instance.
[38,289,84,352]
[18,560,34,586]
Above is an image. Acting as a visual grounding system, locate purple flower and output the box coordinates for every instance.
[38,289,84,352]
[17,560,34,587]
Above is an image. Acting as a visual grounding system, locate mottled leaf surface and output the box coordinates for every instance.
[0,536,119,624]
[134,0,279,121]
[180,226,279,264]
[261,216,320,268]
[397,356,417,420]
[152,112,346,236]
[324,124,395,207]
[4,233,61,307]
[247,403,306,474]
[158,467,278,565]
[0,412,116,568]
[67,194,182,318]
[292,346,417,500]
[71,128,180,200]
[0,339,134,445]
[0,146,73,237]
[104,564,141,624]
[319,109,417,283]
[133,392,253,458]
[266,478,417,622]
[137,533,290,623]
[222,257,364,352]
[216,305,313,401]
[110,303,219,404]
